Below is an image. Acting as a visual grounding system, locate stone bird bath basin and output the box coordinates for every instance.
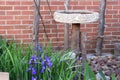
[54,10,99,53]
[54,10,99,24]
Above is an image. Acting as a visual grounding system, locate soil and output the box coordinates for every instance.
[88,56,120,79]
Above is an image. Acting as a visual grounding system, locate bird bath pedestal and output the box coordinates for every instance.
[54,10,99,54]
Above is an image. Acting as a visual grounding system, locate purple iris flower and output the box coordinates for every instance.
[38,45,42,51]
[40,60,46,73]
[34,45,37,51]
[34,45,42,52]
[29,55,37,64]
[32,76,37,80]
[32,68,37,75]
[27,65,33,71]
[45,56,52,67]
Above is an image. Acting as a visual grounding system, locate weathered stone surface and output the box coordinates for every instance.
[54,10,99,24]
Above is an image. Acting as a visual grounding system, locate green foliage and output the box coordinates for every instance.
[111,74,117,80]
[84,63,97,80]
[0,39,80,80]
[0,39,32,80]
[99,70,107,80]
[0,39,117,80]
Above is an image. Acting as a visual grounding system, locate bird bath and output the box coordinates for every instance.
[54,10,99,53]
[54,10,99,24]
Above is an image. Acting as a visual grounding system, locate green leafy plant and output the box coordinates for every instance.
[0,39,117,80]
[99,70,107,80]
[0,39,32,80]
[0,39,80,80]
[84,62,97,80]
[111,74,117,80]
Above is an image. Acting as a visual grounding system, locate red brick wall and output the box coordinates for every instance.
[0,0,120,53]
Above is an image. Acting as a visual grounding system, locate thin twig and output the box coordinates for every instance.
[34,0,49,41]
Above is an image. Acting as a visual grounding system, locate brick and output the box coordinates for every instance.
[107,1,118,5]
[87,32,97,36]
[46,6,57,10]
[106,10,118,14]
[113,6,120,9]
[87,6,99,10]
[112,32,120,35]
[21,1,33,5]
[7,21,21,24]
[47,34,56,37]
[59,34,64,37]
[106,28,119,32]
[0,30,6,34]
[0,21,5,24]
[0,1,5,5]
[105,15,112,18]
[106,19,118,23]
[58,6,65,10]
[113,15,120,18]
[81,28,92,32]
[72,6,85,9]
[104,32,112,35]
[14,6,28,10]
[6,1,20,5]
[39,29,50,33]
[15,35,29,39]
[23,39,32,43]
[79,1,92,5]
[70,1,78,5]
[112,23,120,27]
[15,16,29,20]
[7,30,21,34]
[0,11,5,15]
[22,21,33,24]
[22,30,32,34]
[22,11,33,15]
[15,26,31,29]
[51,1,64,5]
[105,45,114,48]
[92,1,100,5]
[0,16,14,20]
[0,6,13,10]
[0,26,14,29]
[6,35,15,39]
[86,23,98,28]
[6,11,21,15]
[40,1,48,5]
[106,6,112,9]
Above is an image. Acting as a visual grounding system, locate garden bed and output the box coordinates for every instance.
[88,55,120,79]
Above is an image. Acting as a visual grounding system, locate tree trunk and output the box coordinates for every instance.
[114,43,120,57]
[64,0,70,50]
[96,0,106,56]
[81,32,87,64]
[33,0,40,54]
